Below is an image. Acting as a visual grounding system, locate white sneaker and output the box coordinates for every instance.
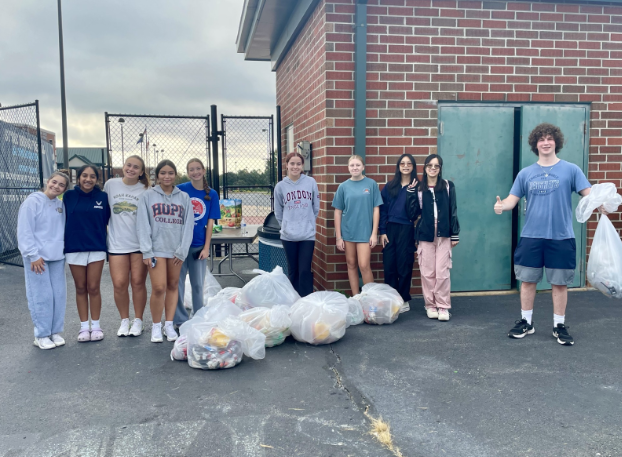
[438,308,451,321]
[426,307,439,319]
[117,319,130,337]
[163,324,178,342]
[129,319,143,336]
[50,334,65,347]
[34,337,56,350]
[151,325,163,343]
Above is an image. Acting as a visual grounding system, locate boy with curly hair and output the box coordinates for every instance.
[493,123,593,346]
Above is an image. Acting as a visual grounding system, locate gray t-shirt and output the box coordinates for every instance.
[332,177,383,242]
[104,178,147,253]
[510,160,591,240]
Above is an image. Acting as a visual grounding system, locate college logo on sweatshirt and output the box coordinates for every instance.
[151,203,185,224]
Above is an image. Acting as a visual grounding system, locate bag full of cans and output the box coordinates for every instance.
[235,266,300,310]
[239,305,292,347]
[289,291,349,345]
[353,283,403,325]
[186,317,266,370]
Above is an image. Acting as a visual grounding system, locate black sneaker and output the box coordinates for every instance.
[508,318,535,339]
[553,324,574,346]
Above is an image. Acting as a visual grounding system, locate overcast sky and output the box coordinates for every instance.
[0,0,276,147]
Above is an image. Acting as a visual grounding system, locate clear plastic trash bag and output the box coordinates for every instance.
[214,287,241,304]
[186,317,266,370]
[235,266,301,310]
[239,305,292,347]
[576,182,622,223]
[346,298,364,327]
[587,215,622,299]
[183,269,222,310]
[178,297,241,337]
[353,283,403,325]
[170,335,188,361]
[289,291,349,345]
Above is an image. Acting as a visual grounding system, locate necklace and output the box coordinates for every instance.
[538,161,559,177]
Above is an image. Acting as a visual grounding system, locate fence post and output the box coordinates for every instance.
[210,105,221,198]
[104,112,111,183]
[35,100,43,188]
[276,106,282,182]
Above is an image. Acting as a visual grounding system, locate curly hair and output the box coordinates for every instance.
[528,123,565,156]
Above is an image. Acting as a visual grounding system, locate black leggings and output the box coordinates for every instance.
[281,240,315,297]
[382,222,415,302]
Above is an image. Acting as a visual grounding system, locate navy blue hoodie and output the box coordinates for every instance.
[64,186,110,253]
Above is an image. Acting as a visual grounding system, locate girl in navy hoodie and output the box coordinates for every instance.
[64,165,110,342]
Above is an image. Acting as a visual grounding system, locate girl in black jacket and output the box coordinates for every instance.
[406,154,460,321]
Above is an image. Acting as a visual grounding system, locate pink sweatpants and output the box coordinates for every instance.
[417,230,452,310]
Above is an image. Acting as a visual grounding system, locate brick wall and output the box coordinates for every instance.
[277,0,622,293]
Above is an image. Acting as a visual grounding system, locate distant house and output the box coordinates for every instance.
[57,147,111,182]
[237,0,622,295]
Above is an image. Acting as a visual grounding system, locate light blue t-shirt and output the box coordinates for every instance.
[332,177,383,242]
[510,160,591,240]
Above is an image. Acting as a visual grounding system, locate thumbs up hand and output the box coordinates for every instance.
[494,196,504,215]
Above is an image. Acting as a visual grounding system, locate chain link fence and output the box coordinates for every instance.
[0,101,54,266]
[105,113,211,184]
[221,115,274,254]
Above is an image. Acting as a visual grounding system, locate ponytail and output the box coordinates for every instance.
[126,155,150,189]
[187,158,211,201]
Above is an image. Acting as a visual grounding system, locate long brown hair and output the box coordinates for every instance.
[125,155,150,188]
[186,158,211,201]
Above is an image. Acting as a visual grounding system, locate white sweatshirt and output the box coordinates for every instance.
[17,192,66,262]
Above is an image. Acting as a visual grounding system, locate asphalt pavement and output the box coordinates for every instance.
[0,259,620,457]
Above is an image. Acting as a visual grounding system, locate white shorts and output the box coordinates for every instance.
[65,251,106,266]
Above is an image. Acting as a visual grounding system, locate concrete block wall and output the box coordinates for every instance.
[277,0,622,293]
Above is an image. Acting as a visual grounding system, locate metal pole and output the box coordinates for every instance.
[104,112,111,182]
[57,0,69,172]
[276,106,282,181]
[35,100,44,188]
[210,105,221,198]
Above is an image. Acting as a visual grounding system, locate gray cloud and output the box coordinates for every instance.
[0,0,276,147]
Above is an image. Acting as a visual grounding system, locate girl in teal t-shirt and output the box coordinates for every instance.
[332,155,383,295]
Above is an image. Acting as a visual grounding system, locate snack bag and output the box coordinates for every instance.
[346,298,364,327]
[186,317,266,370]
[183,269,222,310]
[239,305,292,347]
[354,283,403,325]
[220,199,242,228]
[289,291,349,345]
[235,266,300,310]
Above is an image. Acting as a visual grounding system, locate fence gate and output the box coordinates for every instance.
[0,102,50,267]
[105,113,211,185]
[221,115,275,254]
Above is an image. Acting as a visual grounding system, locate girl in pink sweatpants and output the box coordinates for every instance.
[406,154,460,321]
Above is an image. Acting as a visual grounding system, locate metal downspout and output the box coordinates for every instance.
[354,0,367,162]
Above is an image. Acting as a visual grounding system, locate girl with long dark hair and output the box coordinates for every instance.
[104,155,150,337]
[17,171,70,349]
[174,158,220,326]
[379,154,418,303]
[406,154,460,321]
[137,160,193,343]
[64,165,110,342]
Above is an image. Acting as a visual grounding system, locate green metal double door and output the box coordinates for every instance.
[438,103,590,292]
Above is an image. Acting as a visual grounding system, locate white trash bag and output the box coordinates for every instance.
[183,269,222,310]
[587,215,622,299]
[170,335,188,361]
[354,283,403,325]
[235,266,301,310]
[289,291,349,345]
[239,305,292,347]
[346,298,364,327]
[214,287,242,304]
[576,182,622,223]
[178,297,241,336]
[186,317,266,370]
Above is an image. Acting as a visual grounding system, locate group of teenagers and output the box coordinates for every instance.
[17,122,609,350]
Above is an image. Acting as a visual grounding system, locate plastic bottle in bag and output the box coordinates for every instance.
[239,305,292,347]
[289,291,349,345]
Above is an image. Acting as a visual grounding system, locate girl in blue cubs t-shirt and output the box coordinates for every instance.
[332,155,383,295]
[174,158,220,326]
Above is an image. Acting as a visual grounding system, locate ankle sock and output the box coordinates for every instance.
[80,321,90,331]
[521,310,533,325]
[91,320,101,330]
[554,314,565,327]
[152,322,162,329]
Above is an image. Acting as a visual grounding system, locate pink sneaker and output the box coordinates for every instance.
[438,309,451,321]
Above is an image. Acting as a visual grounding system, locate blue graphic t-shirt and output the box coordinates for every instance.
[332,177,384,242]
[177,182,220,247]
[510,160,590,240]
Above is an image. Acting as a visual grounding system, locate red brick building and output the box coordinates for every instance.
[237,0,622,295]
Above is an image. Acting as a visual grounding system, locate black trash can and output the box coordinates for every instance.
[257,212,288,274]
